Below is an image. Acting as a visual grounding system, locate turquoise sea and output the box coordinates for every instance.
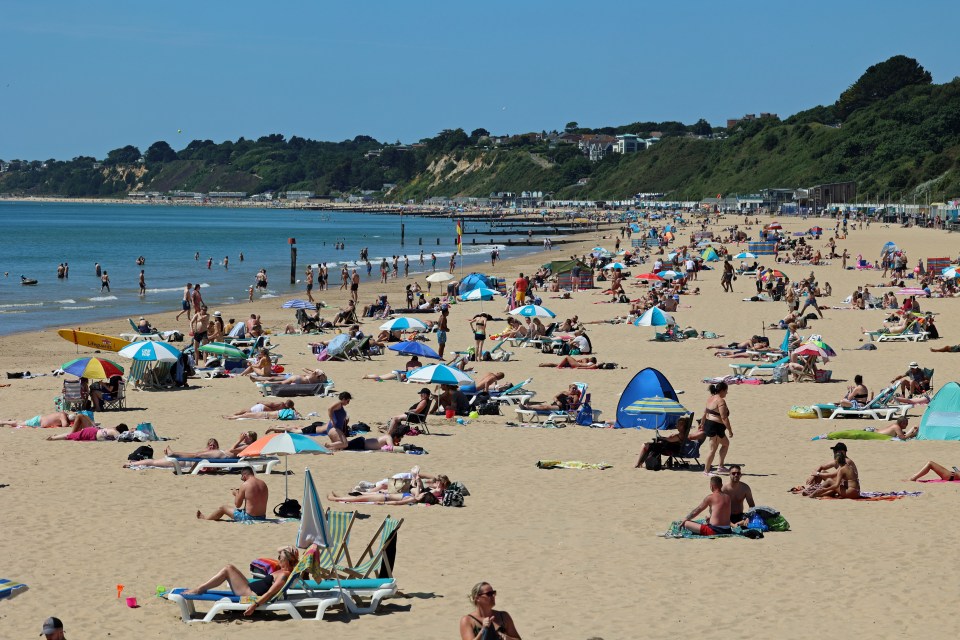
[0,202,512,336]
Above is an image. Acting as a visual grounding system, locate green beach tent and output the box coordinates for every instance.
[916,381,960,441]
[701,247,720,262]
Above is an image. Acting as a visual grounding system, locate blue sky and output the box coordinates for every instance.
[2,0,957,160]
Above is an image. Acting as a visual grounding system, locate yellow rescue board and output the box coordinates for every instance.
[57,329,130,352]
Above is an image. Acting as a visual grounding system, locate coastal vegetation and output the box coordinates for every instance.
[2,56,958,201]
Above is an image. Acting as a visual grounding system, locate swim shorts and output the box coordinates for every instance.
[233,508,266,523]
[250,403,266,413]
[347,436,366,451]
[951,345,960,353]
[306,284,313,291]
[181,300,190,311]
[351,283,358,291]
[24,415,42,427]
[194,331,207,343]
[436,330,447,344]
[699,524,732,536]
[278,408,296,420]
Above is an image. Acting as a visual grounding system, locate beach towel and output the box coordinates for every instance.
[918,478,960,483]
[536,460,611,470]
[659,520,756,540]
[826,430,893,441]
[505,421,566,429]
[0,578,27,600]
[792,485,921,500]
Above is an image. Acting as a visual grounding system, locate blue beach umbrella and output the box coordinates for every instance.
[734,252,756,260]
[605,262,626,270]
[281,299,316,309]
[510,304,556,318]
[461,287,499,301]
[388,340,441,360]
[657,270,682,280]
[634,307,675,327]
[118,340,182,363]
[405,363,474,386]
[380,317,429,332]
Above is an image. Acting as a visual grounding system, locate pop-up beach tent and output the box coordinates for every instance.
[701,247,720,261]
[550,259,593,290]
[458,273,493,294]
[916,382,960,441]
[616,367,679,429]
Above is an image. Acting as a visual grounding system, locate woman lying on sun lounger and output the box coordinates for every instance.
[361,356,423,382]
[123,433,257,468]
[909,461,960,482]
[184,545,300,616]
[251,368,327,385]
[226,400,293,418]
[328,471,449,505]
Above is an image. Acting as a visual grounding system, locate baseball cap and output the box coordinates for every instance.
[829,442,847,452]
[909,362,919,368]
[41,617,63,635]
[419,387,431,395]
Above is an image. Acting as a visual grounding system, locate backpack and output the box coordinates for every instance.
[441,487,465,507]
[476,401,501,416]
[273,498,301,519]
[127,445,154,462]
[645,453,662,471]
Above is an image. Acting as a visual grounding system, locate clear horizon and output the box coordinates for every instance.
[2,0,957,161]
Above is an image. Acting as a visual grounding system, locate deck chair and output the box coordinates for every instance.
[865,319,929,342]
[166,543,343,623]
[314,508,356,575]
[525,323,558,349]
[399,410,430,435]
[812,386,909,420]
[486,338,515,361]
[99,377,126,410]
[169,456,280,475]
[728,355,790,377]
[348,336,372,360]
[469,378,536,406]
[664,439,703,470]
[60,379,88,411]
[337,516,403,579]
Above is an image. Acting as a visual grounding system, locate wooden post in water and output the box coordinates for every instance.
[288,238,297,284]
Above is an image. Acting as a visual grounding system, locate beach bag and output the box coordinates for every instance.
[476,401,501,416]
[576,401,593,426]
[746,513,769,532]
[441,486,465,507]
[771,364,789,384]
[815,369,833,383]
[127,445,154,462]
[274,498,301,519]
[765,514,790,532]
[136,422,158,440]
[316,348,330,361]
[645,453,662,471]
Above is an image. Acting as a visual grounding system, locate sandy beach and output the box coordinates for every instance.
[4,214,960,639]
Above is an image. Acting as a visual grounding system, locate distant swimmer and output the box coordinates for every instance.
[207,257,213,270]
[195,251,200,261]
[224,255,229,269]
[139,270,146,296]
[239,251,244,262]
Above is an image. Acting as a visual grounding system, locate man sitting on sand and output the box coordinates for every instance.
[1,411,95,429]
[197,466,268,522]
[47,423,128,441]
[124,433,257,468]
[680,475,732,535]
[722,465,755,526]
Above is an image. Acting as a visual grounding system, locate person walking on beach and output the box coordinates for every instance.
[702,381,733,476]
[449,254,457,272]
[192,283,204,314]
[305,266,315,303]
[392,256,399,278]
[419,250,425,267]
[404,255,410,277]
[351,269,360,303]
[100,271,110,292]
[176,282,192,321]
[366,259,372,278]
[380,258,389,284]
[138,270,146,296]
[192,305,210,354]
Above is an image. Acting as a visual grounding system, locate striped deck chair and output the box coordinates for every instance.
[127,359,150,389]
[0,578,27,600]
[337,516,404,579]
[316,509,356,576]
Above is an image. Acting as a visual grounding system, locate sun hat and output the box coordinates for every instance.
[909,362,919,368]
[214,311,222,317]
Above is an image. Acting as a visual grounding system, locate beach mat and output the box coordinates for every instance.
[536,460,611,470]
[818,491,922,501]
[918,478,960,483]
[659,520,759,540]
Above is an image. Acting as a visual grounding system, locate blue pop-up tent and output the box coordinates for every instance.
[916,382,960,441]
[615,367,679,429]
[458,272,493,294]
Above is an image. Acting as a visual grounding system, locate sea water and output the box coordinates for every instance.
[0,201,514,336]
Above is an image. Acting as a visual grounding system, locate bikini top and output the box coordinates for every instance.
[468,612,504,638]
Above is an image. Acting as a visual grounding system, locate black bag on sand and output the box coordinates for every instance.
[127,445,154,462]
[645,454,662,471]
[476,401,501,416]
[274,498,301,519]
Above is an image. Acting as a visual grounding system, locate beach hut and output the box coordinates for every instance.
[701,247,720,262]
[615,367,679,429]
[916,382,960,441]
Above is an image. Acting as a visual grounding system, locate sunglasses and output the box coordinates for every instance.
[479,590,497,597]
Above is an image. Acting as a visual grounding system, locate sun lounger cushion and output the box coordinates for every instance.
[274,383,326,397]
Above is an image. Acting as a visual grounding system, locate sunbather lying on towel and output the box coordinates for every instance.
[183,545,301,615]
[1,411,96,429]
[226,400,295,419]
[46,423,128,441]
[123,433,257,468]
[329,470,448,505]
[224,403,300,420]
[362,356,423,382]
[252,368,327,385]
[909,461,960,482]
[539,356,598,369]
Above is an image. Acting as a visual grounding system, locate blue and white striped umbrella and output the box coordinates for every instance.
[405,363,474,386]
[118,340,182,362]
[734,252,756,260]
[380,317,429,332]
[510,304,556,318]
[461,287,499,301]
[657,270,682,280]
[281,299,316,309]
[633,307,675,327]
